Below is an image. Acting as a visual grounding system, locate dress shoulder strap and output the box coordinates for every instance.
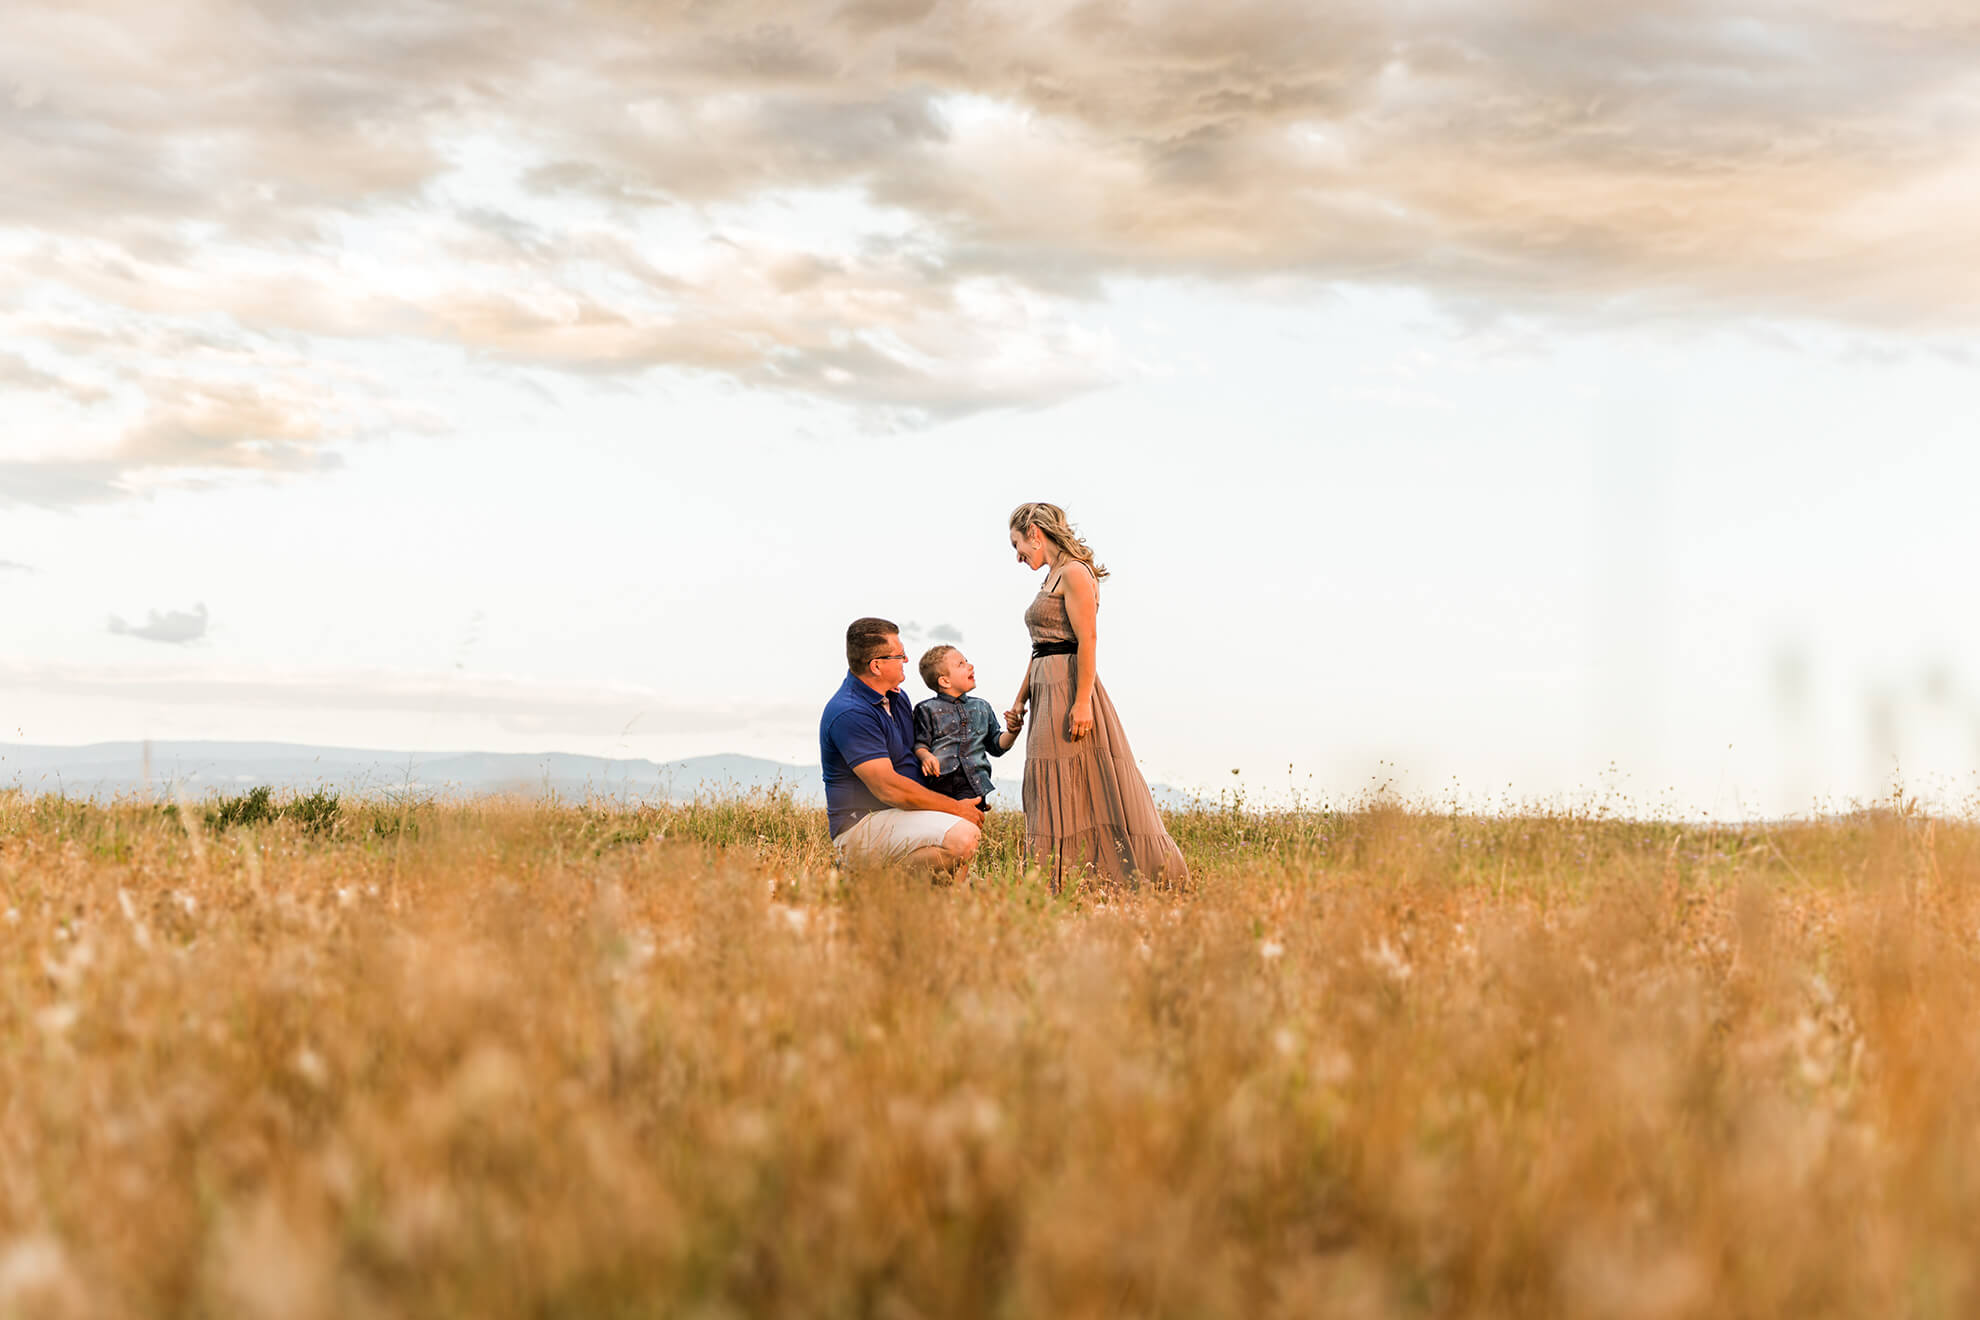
[1051,560,1095,593]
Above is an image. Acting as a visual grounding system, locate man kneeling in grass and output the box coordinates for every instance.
[820,617,984,877]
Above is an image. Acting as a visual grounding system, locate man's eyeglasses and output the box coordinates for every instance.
[875,653,908,663]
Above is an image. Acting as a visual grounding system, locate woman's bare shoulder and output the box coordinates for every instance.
[1059,561,1099,615]
[1060,560,1098,589]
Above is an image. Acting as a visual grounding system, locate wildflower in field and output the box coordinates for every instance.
[115,889,152,950]
[0,1235,86,1317]
[1364,935,1412,982]
[35,1002,79,1037]
[41,938,93,993]
[726,1109,772,1150]
[293,1046,330,1090]
[214,1196,334,1320]
[1313,1046,1355,1085]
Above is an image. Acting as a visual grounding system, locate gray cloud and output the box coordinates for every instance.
[927,623,964,643]
[0,461,129,509]
[0,350,109,404]
[0,559,33,573]
[107,602,209,645]
[4,0,1977,492]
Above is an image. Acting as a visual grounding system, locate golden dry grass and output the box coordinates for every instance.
[3,790,1979,1317]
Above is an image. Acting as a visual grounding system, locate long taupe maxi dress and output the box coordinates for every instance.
[1022,570,1188,888]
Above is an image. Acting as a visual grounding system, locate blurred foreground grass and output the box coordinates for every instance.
[4,788,1979,1317]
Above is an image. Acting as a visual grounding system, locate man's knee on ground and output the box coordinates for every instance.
[943,820,981,861]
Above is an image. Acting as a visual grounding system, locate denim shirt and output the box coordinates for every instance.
[912,693,1011,799]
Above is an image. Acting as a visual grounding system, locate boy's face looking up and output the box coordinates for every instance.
[937,652,977,697]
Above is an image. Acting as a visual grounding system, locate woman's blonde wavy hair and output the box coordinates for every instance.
[1009,502,1109,581]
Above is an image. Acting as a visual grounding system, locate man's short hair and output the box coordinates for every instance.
[918,645,958,691]
[845,617,900,672]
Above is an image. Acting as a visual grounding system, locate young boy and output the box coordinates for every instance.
[913,645,1020,807]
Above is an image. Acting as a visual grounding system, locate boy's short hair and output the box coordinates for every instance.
[846,617,900,672]
[918,644,959,691]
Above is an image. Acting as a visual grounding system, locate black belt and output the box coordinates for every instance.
[1031,640,1078,659]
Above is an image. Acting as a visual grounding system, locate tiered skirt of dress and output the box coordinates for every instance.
[1021,590,1188,889]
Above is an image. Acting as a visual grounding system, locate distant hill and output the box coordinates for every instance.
[0,741,1193,810]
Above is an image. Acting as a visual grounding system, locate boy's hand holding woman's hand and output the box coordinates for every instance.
[1003,705,1025,735]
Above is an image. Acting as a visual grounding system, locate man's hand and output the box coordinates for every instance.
[852,756,984,827]
[915,748,940,778]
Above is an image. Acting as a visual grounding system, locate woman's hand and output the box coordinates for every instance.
[1069,699,1094,741]
[1004,704,1026,735]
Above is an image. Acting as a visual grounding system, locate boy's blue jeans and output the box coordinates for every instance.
[928,768,992,807]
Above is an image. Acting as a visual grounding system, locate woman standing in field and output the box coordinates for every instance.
[1005,502,1188,889]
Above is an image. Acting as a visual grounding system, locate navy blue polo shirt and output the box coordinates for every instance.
[819,671,927,838]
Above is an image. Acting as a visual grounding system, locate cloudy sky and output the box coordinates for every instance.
[5,0,1979,814]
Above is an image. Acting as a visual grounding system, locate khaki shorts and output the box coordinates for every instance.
[834,809,958,864]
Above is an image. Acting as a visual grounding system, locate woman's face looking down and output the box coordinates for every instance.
[1010,525,1050,571]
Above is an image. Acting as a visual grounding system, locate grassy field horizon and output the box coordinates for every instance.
[5,788,1979,1316]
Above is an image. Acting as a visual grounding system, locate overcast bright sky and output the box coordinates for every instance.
[5,0,1979,816]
